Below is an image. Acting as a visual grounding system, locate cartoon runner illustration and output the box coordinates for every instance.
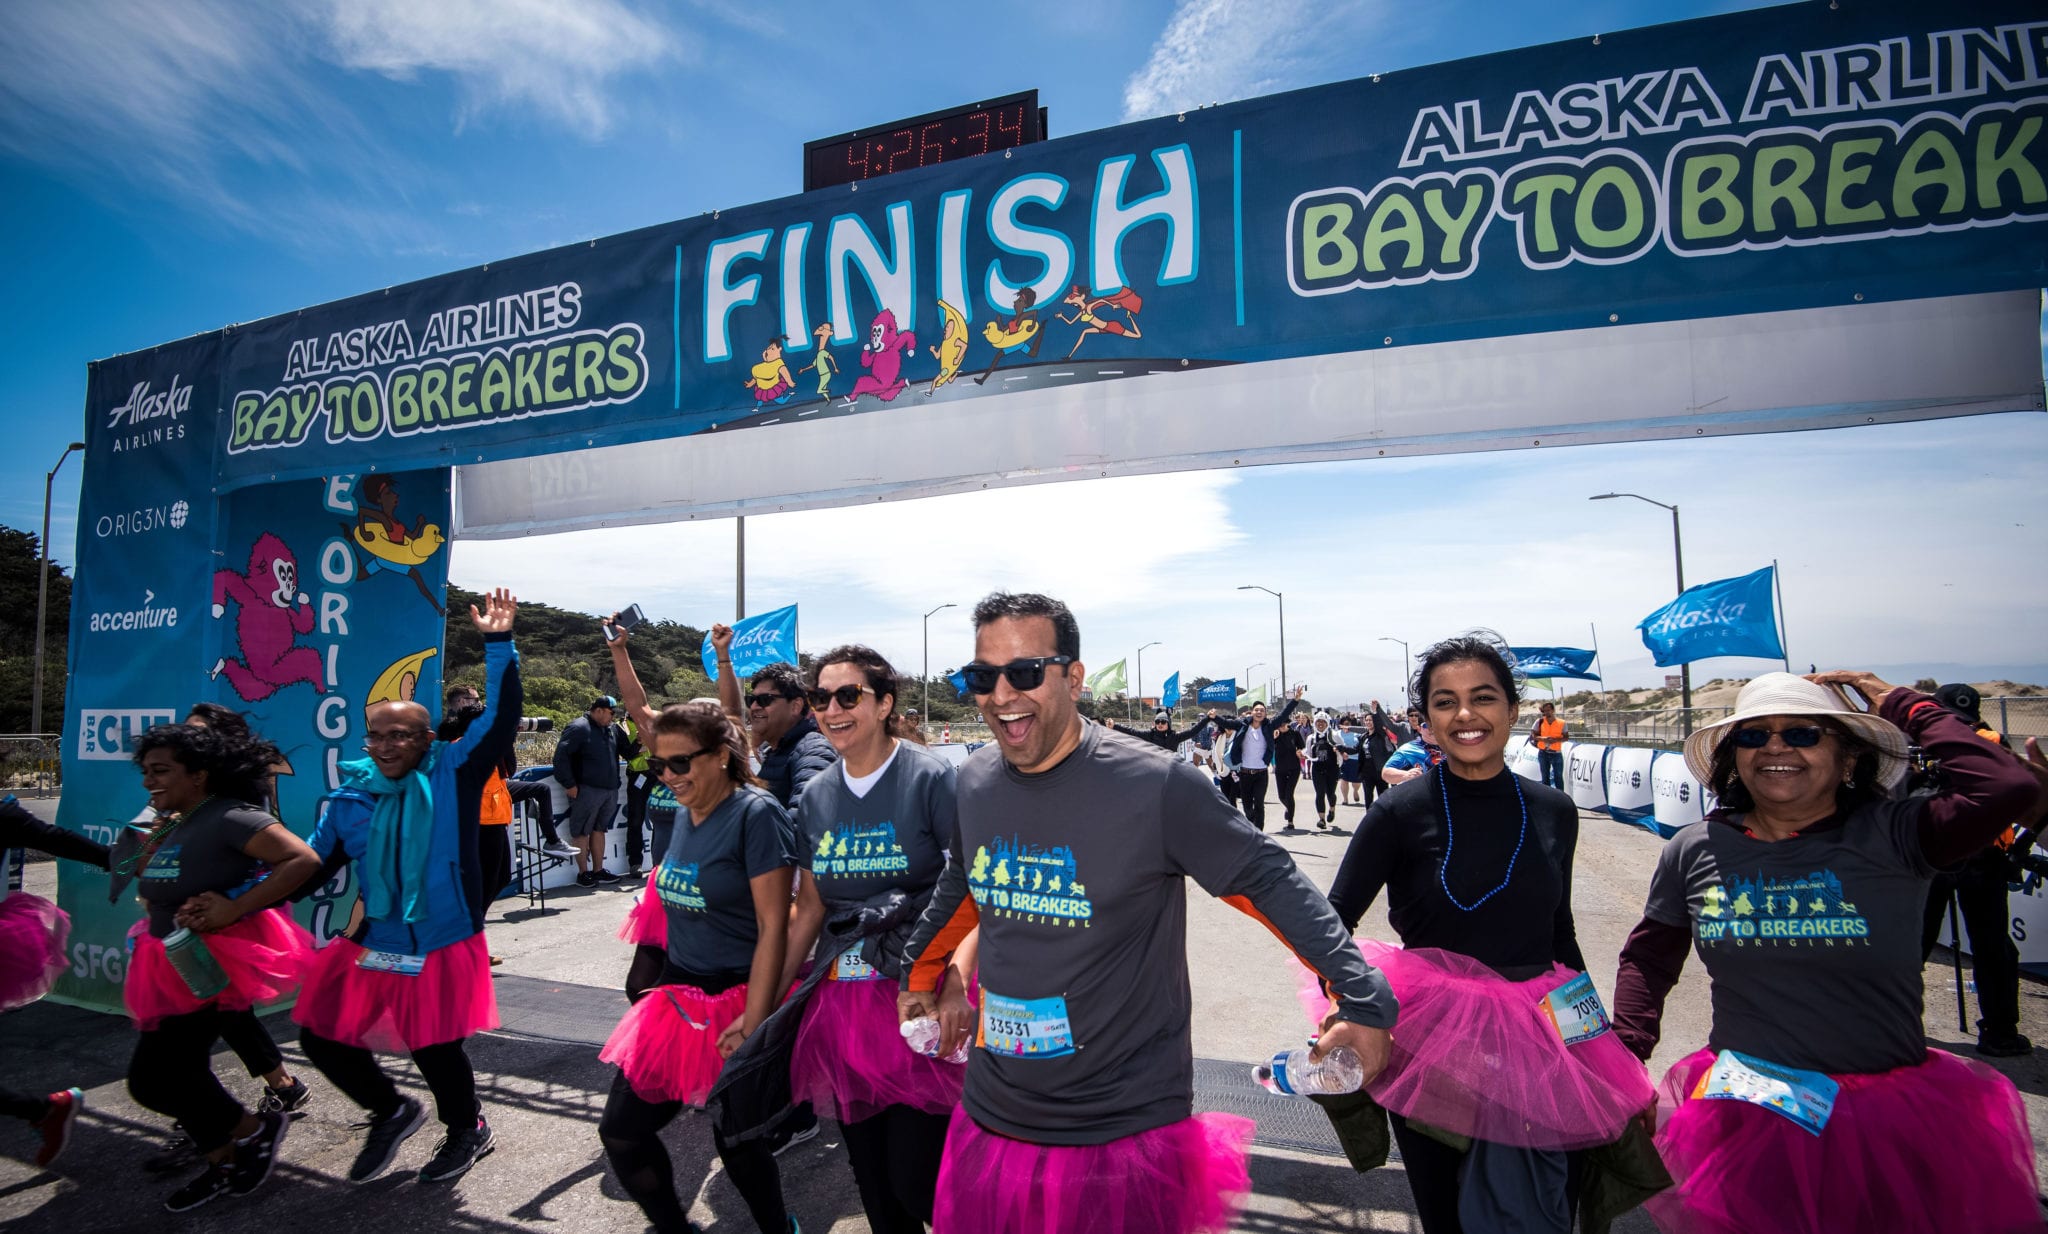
[843,309,916,406]
[926,299,969,395]
[800,322,840,397]
[347,474,447,613]
[974,286,1042,385]
[745,335,797,406]
[1056,284,1144,359]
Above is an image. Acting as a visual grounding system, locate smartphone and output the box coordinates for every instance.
[603,603,648,643]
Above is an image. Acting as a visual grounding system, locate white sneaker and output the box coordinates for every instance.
[541,840,577,858]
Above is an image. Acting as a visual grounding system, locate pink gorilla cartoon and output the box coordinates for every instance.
[842,309,916,406]
[210,533,323,702]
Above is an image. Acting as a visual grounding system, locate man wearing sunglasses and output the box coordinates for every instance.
[710,624,837,810]
[899,591,1396,1232]
[1102,707,1215,754]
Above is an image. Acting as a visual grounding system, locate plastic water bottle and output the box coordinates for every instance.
[1253,1043,1364,1097]
[900,1017,971,1065]
[162,927,229,1000]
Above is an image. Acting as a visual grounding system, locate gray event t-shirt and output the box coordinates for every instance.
[656,785,800,975]
[136,799,277,939]
[1641,799,1933,1075]
[796,740,957,908]
[903,723,1397,1145]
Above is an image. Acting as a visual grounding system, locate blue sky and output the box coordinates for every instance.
[5,0,2045,704]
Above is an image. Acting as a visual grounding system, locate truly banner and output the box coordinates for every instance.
[1197,679,1237,705]
[1638,566,1786,666]
[1086,659,1127,696]
[702,604,799,681]
[1162,672,1182,709]
[1510,646,1601,680]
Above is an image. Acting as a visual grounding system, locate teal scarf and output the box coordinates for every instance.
[342,747,440,925]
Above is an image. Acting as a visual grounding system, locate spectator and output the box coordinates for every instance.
[554,696,626,886]
[450,683,572,859]
[711,625,838,811]
[1533,701,1568,791]
[618,716,655,878]
[902,709,931,747]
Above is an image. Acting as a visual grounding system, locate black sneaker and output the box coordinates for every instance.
[1978,1033,2034,1058]
[417,1119,495,1183]
[575,871,598,888]
[229,1110,288,1196]
[164,1162,235,1213]
[144,1124,200,1174]
[593,867,622,884]
[258,1077,312,1117]
[348,1095,427,1184]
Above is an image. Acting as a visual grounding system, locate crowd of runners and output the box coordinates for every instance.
[5,586,2048,1234]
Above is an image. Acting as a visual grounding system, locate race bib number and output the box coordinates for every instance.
[981,991,1075,1058]
[1693,1050,1838,1136]
[355,948,426,977]
[833,950,882,981]
[1537,972,1612,1045]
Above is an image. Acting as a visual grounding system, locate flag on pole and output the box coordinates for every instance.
[702,604,798,681]
[1507,646,1600,680]
[1086,659,1128,695]
[1237,684,1268,705]
[1197,678,1237,704]
[1637,566,1786,667]
[1162,672,1182,708]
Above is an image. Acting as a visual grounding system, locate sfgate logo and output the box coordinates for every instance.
[79,708,179,760]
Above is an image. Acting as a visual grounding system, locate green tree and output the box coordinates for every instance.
[0,525,72,732]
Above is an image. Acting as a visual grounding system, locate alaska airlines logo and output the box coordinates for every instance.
[87,589,179,633]
[107,377,192,428]
[814,821,909,878]
[968,836,1092,924]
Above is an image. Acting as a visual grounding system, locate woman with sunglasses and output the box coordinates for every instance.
[1613,672,2043,1234]
[768,646,974,1234]
[121,723,321,1212]
[602,702,801,1234]
[1323,633,1652,1233]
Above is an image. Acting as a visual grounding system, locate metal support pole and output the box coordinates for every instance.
[1671,503,1692,738]
[31,443,83,737]
[735,516,746,622]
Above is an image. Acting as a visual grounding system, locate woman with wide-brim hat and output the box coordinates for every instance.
[1612,671,2044,1234]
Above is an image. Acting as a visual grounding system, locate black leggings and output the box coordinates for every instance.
[841,1104,950,1233]
[1274,766,1301,824]
[129,1009,250,1153]
[599,1070,788,1234]
[219,1009,285,1078]
[299,1027,478,1130]
[476,825,512,920]
[1312,762,1341,816]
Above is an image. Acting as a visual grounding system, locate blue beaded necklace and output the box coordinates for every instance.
[1435,763,1527,912]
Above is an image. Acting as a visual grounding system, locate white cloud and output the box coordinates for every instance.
[1122,0,1389,121]
[316,0,679,135]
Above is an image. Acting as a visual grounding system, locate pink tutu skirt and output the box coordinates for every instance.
[0,893,70,1012]
[1302,940,1653,1150]
[292,933,498,1053]
[618,872,666,947]
[934,1107,1254,1234]
[124,907,313,1030]
[791,974,968,1122]
[599,981,748,1104]
[1646,1046,2045,1234]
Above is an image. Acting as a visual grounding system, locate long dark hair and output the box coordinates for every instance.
[810,644,902,737]
[1408,629,1523,713]
[133,723,282,808]
[1704,718,1884,815]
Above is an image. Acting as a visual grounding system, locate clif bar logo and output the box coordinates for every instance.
[106,376,193,454]
[78,708,180,759]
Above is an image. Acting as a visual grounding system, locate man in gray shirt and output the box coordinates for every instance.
[900,592,1395,1229]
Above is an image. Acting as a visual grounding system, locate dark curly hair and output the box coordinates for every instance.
[184,702,252,740]
[650,701,760,788]
[1408,629,1524,713]
[810,644,902,737]
[971,591,1080,661]
[132,722,282,807]
[1703,718,1884,815]
[749,662,809,712]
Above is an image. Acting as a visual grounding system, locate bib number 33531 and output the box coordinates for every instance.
[981,992,1075,1058]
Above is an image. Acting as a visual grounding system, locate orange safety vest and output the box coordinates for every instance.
[480,769,513,827]
[1534,717,1566,752]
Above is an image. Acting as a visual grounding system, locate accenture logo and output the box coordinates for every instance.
[94,499,190,539]
[87,588,179,633]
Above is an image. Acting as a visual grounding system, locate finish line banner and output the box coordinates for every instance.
[129,0,2040,514]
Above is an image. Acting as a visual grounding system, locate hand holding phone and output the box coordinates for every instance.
[604,603,648,644]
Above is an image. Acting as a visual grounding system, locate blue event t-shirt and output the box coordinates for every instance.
[796,739,958,906]
[655,784,799,974]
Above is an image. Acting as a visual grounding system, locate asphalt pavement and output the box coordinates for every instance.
[4,781,2045,1232]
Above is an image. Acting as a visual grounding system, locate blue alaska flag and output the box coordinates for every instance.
[1162,672,1182,708]
[1637,567,1784,667]
[1509,647,1600,680]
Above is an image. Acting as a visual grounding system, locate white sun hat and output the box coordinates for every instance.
[1682,672,1909,790]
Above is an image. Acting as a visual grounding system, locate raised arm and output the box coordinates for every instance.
[710,624,743,723]
[451,589,522,772]
[607,616,660,731]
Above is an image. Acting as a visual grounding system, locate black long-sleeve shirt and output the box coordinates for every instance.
[1328,766,1584,978]
[0,797,110,870]
[1105,716,1215,752]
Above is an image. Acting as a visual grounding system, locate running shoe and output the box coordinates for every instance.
[163,1162,235,1213]
[541,840,579,858]
[575,871,598,888]
[417,1119,495,1183]
[594,867,622,884]
[229,1109,289,1196]
[1979,1032,2034,1058]
[32,1088,80,1168]
[257,1077,312,1116]
[348,1095,427,1183]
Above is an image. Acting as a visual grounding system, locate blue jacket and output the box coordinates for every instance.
[307,635,521,956]
[1223,697,1302,768]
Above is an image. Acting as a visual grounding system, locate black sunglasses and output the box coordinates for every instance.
[1732,725,1831,749]
[960,656,1075,694]
[804,684,876,710]
[746,692,795,710]
[646,748,719,776]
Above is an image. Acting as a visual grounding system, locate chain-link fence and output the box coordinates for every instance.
[0,735,62,795]
[1514,709,1733,748]
[1984,697,2048,742]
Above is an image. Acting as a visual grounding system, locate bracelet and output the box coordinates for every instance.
[1904,700,1941,727]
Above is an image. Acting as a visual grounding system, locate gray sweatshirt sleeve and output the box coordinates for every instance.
[1160,762,1398,1029]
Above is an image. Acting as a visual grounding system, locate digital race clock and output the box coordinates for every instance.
[804,91,1046,192]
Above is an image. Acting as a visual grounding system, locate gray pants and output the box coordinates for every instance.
[566,786,618,838]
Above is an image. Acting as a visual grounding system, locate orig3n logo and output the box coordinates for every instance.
[95,499,190,539]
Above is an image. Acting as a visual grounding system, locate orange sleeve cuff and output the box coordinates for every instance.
[908,897,981,992]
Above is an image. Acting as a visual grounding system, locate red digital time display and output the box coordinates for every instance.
[804,92,1044,193]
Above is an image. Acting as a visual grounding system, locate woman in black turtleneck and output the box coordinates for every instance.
[1324,632,1651,1234]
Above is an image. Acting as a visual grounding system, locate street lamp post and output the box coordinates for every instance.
[1135,641,1161,719]
[1237,585,1287,695]
[1377,637,1410,697]
[922,603,957,720]
[1243,663,1264,705]
[32,441,86,737]
[1590,491,1691,734]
